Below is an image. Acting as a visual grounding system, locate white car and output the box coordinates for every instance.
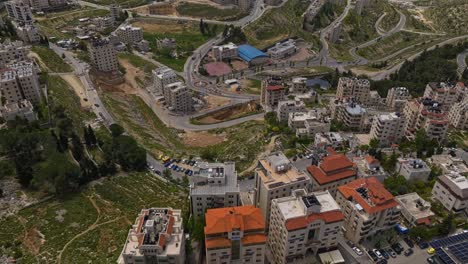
[352,247,363,256]
[373,249,383,259]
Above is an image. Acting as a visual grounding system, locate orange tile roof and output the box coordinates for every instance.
[241,234,267,246]
[167,216,174,235]
[266,85,284,91]
[158,234,166,247]
[365,155,379,165]
[337,177,399,214]
[285,211,344,231]
[416,217,431,226]
[204,206,265,235]
[320,154,354,173]
[205,237,232,249]
[307,166,357,184]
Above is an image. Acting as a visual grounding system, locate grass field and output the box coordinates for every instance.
[32,46,73,73]
[244,0,320,49]
[176,2,248,21]
[0,172,188,263]
[425,1,468,34]
[118,52,157,73]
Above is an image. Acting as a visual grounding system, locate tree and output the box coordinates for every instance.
[162,169,172,179]
[88,125,97,145]
[70,133,84,162]
[192,216,205,242]
[109,123,124,137]
[199,19,205,35]
[369,138,379,149]
[61,53,66,59]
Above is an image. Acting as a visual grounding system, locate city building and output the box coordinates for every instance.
[386,87,411,113]
[423,82,465,112]
[336,77,371,105]
[204,206,266,264]
[189,162,240,218]
[5,0,33,24]
[238,44,269,65]
[156,38,177,50]
[115,25,143,45]
[306,153,358,197]
[110,4,122,23]
[369,112,406,147]
[354,155,388,182]
[89,38,119,73]
[211,42,238,61]
[260,77,286,109]
[403,98,449,142]
[288,110,330,137]
[268,189,344,263]
[152,66,177,96]
[448,99,468,130]
[118,208,185,264]
[0,39,29,67]
[395,158,431,181]
[276,100,306,122]
[164,82,193,113]
[336,177,401,244]
[254,152,312,229]
[15,24,40,43]
[395,193,435,226]
[0,99,36,121]
[428,154,468,175]
[0,61,42,104]
[291,77,308,93]
[330,98,368,132]
[267,39,297,60]
[432,173,468,214]
[314,132,346,149]
[134,40,150,52]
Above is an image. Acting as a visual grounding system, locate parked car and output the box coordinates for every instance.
[352,247,363,256]
[419,242,429,249]
[427,247,435,255]
[155,170,161,175]
[368,250,378,262]
[188,170,193,176]
[387,248,397,258]
[373,249,383,259]
[380,249,390,259]
[427,256,436,263]
[404,237,415,248]
[377,260,387,264]
[392,243,404,254]
[404,248,414,257]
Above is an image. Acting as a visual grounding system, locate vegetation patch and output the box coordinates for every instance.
[425,1,468,34]
[32,46,73,73]
[118,52,157,73]
[176,2,248,21]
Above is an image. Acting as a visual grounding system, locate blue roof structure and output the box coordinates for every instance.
[430,232,468,264]
[238,44,268,62]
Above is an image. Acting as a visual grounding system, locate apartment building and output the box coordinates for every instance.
[291,77,308,93]
[423,82,465,111]
[0,61,42,104]
[336,177,401,244]
[204,206,266,264]
[448,99,468,130]
[403,98,449,142]
[211,42,238,61]
[268,189,344,263]
[395,158,431,181]
[6,0,33,24]
[190,162,240,219]
[260,77,286,109]
[370,112,406,147]
[0,99,36,121]
[330,98,368,131]
[16,24,40,43]
[395,193,435,226]
[115,25,143,44]
[267,39,296,60]
[428,154,468,175]
[354,155,388,182]
[110,4,122,23]
[0,40,29,67]
[336,77,370,105]
[254,152,312,229]
[314,132,345,149]
[432,173,468,214]
[386,87,411,113]
[276,100,306,122]
[89,38,119,73]
[288,110,330,137]
[306,153,358,197]
[118,208,185,264]
[164,81,193,113]
[152,66,177,96]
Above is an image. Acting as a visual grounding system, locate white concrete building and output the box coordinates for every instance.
[152,66,177,96]
[0,39,29,67]
[448,99,468,130]
[89,38,119,73]
[428,154,468,175]
[423,82,465,112]
[0,99,36,121]
[5,0,33,24]
[254,152,312,229]
[267,39,296,60]
[164,82,193,113]
[330,98,368,132]
[261,77,286,109]
[189,162,240,218]
[16,24,40,43]
[211,42,238,61]
[336,177,401,244]
[432,173,468,214]
[0,61,42,104]
[354,155,388,182]
[115,25,143,45]
[370,112,406,147]
[395,158,431,181]
[386,87,411,113]
[276,100,306,122]
[118,208,185,264]
[288,110,330,137]
[268,189,344,263]
[336,77,370,105]
[291,77,308,93]
[395,193,435,226]
[314,132,345,149]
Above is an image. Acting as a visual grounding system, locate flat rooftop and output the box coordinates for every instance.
[190,162,239,195]
[277,190,341,221]
[257,153,308,189]
[395,192,434,220]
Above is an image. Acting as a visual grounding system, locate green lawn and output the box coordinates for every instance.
[32,46,72,73]
[0,172,188,263]
[176,2,248,21]
[118,52,157,73]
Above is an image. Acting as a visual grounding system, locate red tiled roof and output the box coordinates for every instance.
[241,234,267,246]
[158,234,166,247]
[306,154,357,185]
[337,177,399,214]
[266,85,284,91]
[285,211,344,231]
[205,237,231,249]
[320,154,354,173]
[204,206,265,235]
[167,216,174,235]
[365,155,379,165]
[307,166,357,184]
[416,217,431,226]
[326,147,336,155]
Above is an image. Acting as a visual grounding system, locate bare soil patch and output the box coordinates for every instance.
[204,95,231,110]
[182,131,226,147]
[131,20,188,33]
[194,101,261,124]
[231,60,249,71]
[22,228,45,255]
[61,75,92,108]
[288,47,312,62]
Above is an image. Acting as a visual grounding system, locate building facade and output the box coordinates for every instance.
[260,77,286,109]
[432,173,468,214]
[152,66,177,96]
[0,40,29,67]
[395,158,431,181]
[164,82,193,113]
[386,87,411,113]
[16,24,40,43]
[276,100,306,122]
[288,110,330,137]
[267,39,296,60]
[423,82,465,112]
[6,0,33,24]
[448,99,468,130]
[330,98,368,132]
[0,61,42,104]
[336,77,371,105]
[395,193,435,226]
[370,112,406,147]
[89,38,119,73]
[115,25,143,44]
[0,99,36,121]
[211,42,238,61]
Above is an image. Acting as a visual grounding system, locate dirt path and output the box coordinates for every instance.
[61,74,92,108]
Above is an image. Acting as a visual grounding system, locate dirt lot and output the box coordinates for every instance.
[132,20,189,33]
[61,74,92,108]
[182,131,226,147]
[288,47,313,62]
[194,101,260,124]
[118,58,147,89]
[204,95,231,110]
[231,59,249,71]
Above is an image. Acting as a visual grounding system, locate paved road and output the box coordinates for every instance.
[77,0,109,10]
[375,12,387,36]
[456,49,468,77]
